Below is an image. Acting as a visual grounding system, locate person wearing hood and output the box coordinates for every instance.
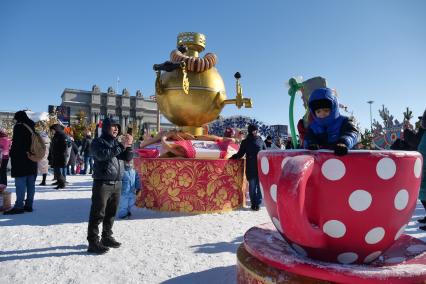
[87,117,133,254]
[230,124,266,211]
[417,109,426,230]
[49,124,68,189]
[0,128,11,186]
[303,88,358,155]
[4,111,37,215]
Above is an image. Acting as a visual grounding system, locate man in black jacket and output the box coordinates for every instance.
[230,124,266,211]
[87,118,133,254]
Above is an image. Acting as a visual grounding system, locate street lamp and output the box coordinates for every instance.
[367,101,374,131]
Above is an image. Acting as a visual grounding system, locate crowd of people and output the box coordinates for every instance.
[0,87,425,253]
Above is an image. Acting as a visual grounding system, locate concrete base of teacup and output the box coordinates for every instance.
[238,223,426,284]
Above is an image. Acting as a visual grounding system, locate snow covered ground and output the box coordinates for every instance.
[1,174,425,284]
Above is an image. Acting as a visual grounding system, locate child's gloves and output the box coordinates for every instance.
[334,143,348,156]
[308,144,320,150]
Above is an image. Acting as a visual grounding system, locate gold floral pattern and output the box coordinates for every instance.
[134,158,245,213]
[178,172,192,187]
[162,168,176,185]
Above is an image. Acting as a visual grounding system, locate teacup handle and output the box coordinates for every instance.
[277,155,326,248]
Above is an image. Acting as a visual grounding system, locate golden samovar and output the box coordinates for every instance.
[154,32,252,136]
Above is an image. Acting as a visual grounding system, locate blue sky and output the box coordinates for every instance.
[1,0,425,131]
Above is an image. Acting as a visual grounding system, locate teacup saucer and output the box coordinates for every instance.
[244,223,426,283]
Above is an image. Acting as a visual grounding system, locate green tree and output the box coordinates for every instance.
[403,107,413,122]
[360,128,373,149]
[71,110,88,141]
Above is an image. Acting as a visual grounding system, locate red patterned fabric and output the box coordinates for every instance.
[171,140,239,159]
[134,158,245,213]
[135,148,160,158]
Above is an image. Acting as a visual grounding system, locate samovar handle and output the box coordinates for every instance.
[153,61,189,95]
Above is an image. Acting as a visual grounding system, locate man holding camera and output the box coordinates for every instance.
[87,118,133,254]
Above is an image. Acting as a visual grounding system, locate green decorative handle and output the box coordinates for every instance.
[288,78,303,148]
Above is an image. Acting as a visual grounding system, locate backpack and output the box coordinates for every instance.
[20,123,46,162]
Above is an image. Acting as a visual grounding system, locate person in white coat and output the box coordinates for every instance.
[37,131,51,186]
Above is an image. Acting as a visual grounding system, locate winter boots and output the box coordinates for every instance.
[24,206,33,212]
[87,237,121,254]
[87,241,109,254]
[39,174,47,186]
[3,207,25,215]
[101,236,121,248]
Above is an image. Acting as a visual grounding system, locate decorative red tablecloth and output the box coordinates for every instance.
[134,158,245,213]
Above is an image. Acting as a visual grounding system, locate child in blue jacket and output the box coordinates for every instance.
[117,161,141,219]
[303,88,359,155]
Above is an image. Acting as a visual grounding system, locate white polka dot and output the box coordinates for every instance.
[394,189,409,211]
[272,217,283,233]
[349,190,372,212]
[337,252,358,264]
[291,244,307,257]
[376,158,396,180]
[261,157,269,175]
[414,158,422,178]
[394,224,407,240]
[321,159,346,181]
[364,251,382,263]
[270,184,277,203]
[365,227,385,244]
[259,183,264,198]
[385,257,405,264]
[323,220,346,238]
[281,157,290,169]
[407,244,426,254]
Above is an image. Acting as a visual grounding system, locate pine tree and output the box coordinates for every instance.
[403,107,413,122]
[360,129,373,149]
[71,110,88,141]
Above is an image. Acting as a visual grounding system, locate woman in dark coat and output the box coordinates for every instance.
[67,138,79,175]
[230,124,266,211]
[4,111,37,214]
[50,124,68,189]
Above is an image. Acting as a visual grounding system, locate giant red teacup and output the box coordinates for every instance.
[258,150,423,264]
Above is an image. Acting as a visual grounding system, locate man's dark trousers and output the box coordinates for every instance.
[87,180,121,242]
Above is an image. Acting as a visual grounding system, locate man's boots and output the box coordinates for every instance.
[87,241,109,254]
[101,236,121,248]
[55,175,66,190]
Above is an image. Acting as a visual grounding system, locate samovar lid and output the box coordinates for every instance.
[177,32,206,52]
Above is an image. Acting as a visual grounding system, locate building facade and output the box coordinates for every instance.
[61,85,171,132]
[0,111,15,126]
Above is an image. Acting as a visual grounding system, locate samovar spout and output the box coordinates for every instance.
[223,72,253,109]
